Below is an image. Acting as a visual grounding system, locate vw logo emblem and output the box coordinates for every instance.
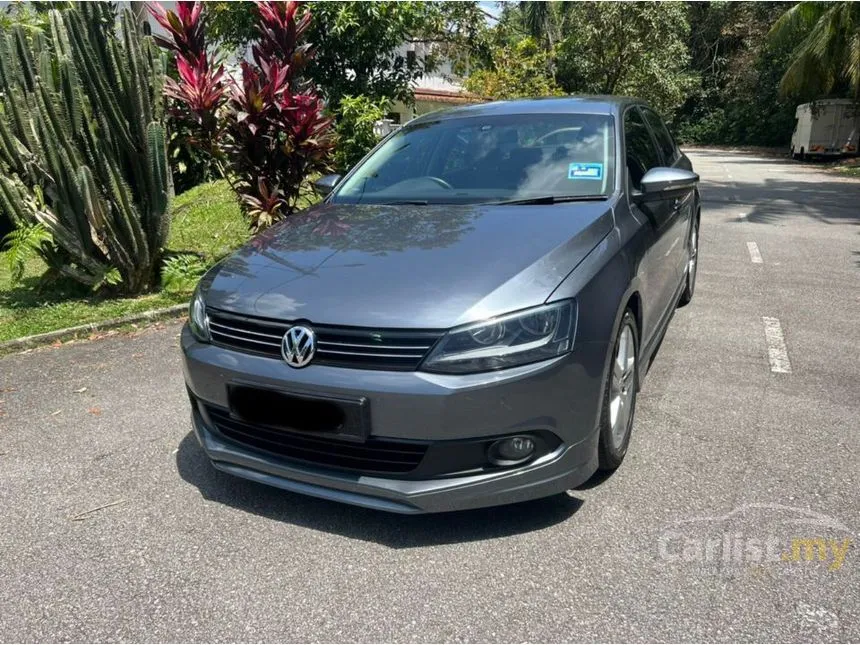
[281,325,316,368]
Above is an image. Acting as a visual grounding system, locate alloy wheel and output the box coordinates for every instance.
[609,323,636,449]
[688,219,698,284]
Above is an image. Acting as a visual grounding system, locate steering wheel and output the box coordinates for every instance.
[422,176,453,190]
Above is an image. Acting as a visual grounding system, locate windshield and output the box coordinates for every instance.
[331,113,616,205]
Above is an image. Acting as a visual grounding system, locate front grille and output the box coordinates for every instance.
[207,308,442,371]
[204,405,428,474]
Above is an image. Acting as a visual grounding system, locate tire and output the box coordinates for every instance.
[597,309,639,471]
[677,214,699,307]
[799,147,806,161]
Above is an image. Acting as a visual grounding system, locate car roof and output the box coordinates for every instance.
[409,96,644,125]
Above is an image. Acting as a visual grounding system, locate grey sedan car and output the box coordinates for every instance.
[181,96,699,513]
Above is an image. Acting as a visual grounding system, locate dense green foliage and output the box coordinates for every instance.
[674,2,800,145]
[556,3,695,116]
[301,2,437,110]
[0,4,171,295]
[332,95,389,173]
[206,1,429,110]
[476,2,856,146]
[464,38,562,99]
[203,0,846,147]
[167,116,221,193]
[0,2,57,34]
[202,1,860,148]
[205,2,488,110]
[483,2,694,115]
[478,2,860,145]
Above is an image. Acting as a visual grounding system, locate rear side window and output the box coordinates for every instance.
[624,108,661,191]
[642,107,678,164]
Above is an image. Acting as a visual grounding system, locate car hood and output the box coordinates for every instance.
[202,201,614,329]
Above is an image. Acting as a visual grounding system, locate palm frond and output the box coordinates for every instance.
[773,1,860,98]
[847,31,860,98]
[520,1,551,41]
[769,2,831,47]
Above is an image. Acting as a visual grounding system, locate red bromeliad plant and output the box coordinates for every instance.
[150,1,333,232]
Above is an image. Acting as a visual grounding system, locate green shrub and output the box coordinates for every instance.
[168,118,221,194]
[675,108,728,145]
[161,253,208,295]
[1,222,51,284]
[333,95,389,173]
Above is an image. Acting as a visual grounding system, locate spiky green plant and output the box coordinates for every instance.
[1,222,51,284]
[0,4,171,294]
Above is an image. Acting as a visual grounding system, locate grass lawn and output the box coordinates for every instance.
[0,179,248,343]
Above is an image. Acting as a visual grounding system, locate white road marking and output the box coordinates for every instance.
[762,317,792,374]
[747,241,763,263]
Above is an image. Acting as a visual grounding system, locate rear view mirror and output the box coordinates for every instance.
[312,174,342,197]
[635,167,699,202]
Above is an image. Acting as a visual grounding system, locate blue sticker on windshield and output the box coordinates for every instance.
[569,163,603,180]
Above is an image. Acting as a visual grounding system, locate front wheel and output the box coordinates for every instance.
[597,310,639,471]
[678,215,698,307]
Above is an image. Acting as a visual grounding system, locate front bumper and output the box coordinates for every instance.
[181,325,604,513]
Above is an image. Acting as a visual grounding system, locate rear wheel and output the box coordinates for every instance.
[678,215,698,307]
[597,310,639,471]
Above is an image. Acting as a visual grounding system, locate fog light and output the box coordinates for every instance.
[489,435,537,466]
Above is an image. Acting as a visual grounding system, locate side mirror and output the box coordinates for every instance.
[635,167,699,202]
[312,174,342,197]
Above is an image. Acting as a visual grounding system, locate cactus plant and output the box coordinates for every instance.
[0,4,171,294]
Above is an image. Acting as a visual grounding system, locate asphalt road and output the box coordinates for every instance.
[1,150,859,642]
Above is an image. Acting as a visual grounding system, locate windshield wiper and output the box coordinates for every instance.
[378,200,429,205]
[488,194,609,206]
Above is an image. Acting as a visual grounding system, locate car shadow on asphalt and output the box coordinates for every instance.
[175,433,583,548]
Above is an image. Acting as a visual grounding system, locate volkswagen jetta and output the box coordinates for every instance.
[181,97,700,513]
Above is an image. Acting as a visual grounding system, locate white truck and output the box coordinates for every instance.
[790,99,859,159]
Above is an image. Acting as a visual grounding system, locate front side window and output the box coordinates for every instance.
[641,107,678,165]
[624,108,662,191]
[331,113,616,205]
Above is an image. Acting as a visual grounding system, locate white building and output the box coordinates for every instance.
[387,41,485,124]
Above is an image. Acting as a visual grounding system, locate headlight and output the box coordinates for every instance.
[421,301,575,374]
[188,288,210,342]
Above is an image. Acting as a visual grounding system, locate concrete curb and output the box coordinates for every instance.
[0,303,188,353]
